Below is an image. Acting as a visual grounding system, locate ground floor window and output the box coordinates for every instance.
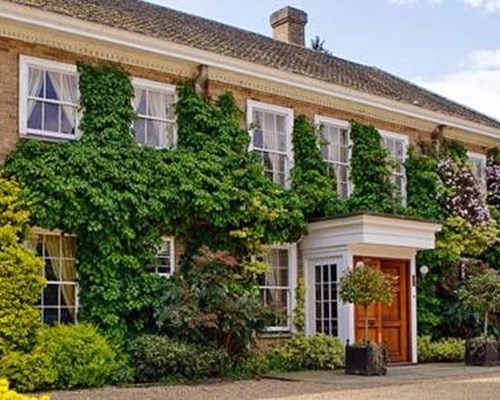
[259,247,292,331]
[27,231,77,325]
[313,262,339,336]
[152,237,175,277]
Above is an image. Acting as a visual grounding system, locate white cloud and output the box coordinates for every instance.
[415,50,500,121]
[463,0,500,12]
[389,0,500,11]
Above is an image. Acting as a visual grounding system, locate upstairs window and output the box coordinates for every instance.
[468,152,487,194]
[316,117,351,198]
[20,56,79,140]
[247,101,293,187]
[133,79,176,149]
[382,132,408,204]
[26,231,78,325]
[152,237,175,278]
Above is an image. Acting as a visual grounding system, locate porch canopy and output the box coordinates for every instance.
[302,212,442,256]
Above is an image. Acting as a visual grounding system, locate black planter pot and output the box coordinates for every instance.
[465,340,499,366]
[345,343,388,376]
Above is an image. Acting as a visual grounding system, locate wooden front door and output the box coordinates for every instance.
[354,257,410,363]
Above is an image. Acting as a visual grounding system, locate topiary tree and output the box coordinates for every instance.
[0,177,44,356]
[458,269,500,338]
[339,264,393,346]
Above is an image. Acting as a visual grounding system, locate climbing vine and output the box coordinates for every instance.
[4,64,306,340]
[290,115,344,219]
[347,122,400,213]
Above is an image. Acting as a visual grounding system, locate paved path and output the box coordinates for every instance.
[47,364,500,400]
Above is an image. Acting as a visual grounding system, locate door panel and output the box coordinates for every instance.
[354,257,410,363]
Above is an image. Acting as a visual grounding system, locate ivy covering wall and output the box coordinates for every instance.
[2,61,499,342]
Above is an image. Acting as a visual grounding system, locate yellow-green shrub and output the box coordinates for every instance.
[0,379,49,400]
[0,177,44,356]
[418,336,465,363]
[0,352,56,393]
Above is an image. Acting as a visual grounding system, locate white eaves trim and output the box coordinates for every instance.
[2,0,500,141]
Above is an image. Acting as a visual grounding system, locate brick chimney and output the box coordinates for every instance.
[270,7,308,47]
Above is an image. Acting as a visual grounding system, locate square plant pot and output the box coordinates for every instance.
[345,343,388,376]
[465,339,499,366]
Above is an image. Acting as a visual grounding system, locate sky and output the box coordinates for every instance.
[147,0,500,121]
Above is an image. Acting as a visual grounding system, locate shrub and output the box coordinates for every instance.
[35,324,119,390]
[0,352,56,393]
[418,336,465,363]
[0,379,49,400]
[130,335,230,382]
[267,334,344,372]
[0,177,44,356]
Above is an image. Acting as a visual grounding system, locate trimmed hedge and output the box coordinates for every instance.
[130,335,230,382]
[418,335,465,363]
[267,334,344,372]
[0,324,121,392]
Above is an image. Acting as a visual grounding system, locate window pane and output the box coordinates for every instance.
[146,120,161,148]
[27,101,43,130]
[43,103,59,132]
[43,308,59,325]
[43,284,59,306]
[135,89,147,115]
[45,71,60,100]
[62,75,78,103]
[60,285,76,307]
[253,129,263,148]
[29,67,44,98]
[60,308,75,324]
[45,259,60,281]
[134,119,146,145]
[61,107,77,135]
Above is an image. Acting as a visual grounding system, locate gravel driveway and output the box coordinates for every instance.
[47,371,500,400]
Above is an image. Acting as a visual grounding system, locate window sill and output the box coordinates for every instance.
[20,132,78,142]
[259,331,293,339]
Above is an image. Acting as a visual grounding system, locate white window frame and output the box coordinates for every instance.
[132,78,177,149]
[380,130,409,205]
[467,151,487,194]
[153,236,176,278]
[19,55,79,140]
[259,243,297,333]
[314,116,352,198]
[28,229,79,325]
[247,100,294,188]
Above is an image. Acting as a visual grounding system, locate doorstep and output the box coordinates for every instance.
[264,363,500,390]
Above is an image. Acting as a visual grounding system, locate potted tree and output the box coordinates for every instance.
[458,268,500,366]
[339,262,394,376]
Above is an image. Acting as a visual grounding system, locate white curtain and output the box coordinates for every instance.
[47,71,78,133]
[257,111,284,184]
[27,68,44,118]
[148,90,167,148]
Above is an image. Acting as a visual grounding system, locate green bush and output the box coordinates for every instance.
[267,334,344,372]
[0,177,44,356]
[35,324,120,390]
[130,335,230,382]
[0,351,56,393]
[417,336,465,363]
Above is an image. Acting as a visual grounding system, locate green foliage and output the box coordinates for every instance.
[417,336,465,363]
[0,352,56,393]
[0,325,127,392]
[4,65,306,340]
[290,116,343,218]
[293,277,306,334]
[405,145,444,220]
[155,247,272,355]
[348,122,400,213]
[0,177,44,356]
[267,334,344,372]
[458,269,500,338]
[34,324,120,390]
[129,335,229,383]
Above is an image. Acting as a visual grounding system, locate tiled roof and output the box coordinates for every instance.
[6,0,500,130]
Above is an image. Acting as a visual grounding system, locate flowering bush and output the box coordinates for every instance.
[486,150,500,211]
[438,157,490,226]
[0,379,49,400]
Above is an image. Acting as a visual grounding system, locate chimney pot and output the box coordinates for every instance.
[270,6,308,47]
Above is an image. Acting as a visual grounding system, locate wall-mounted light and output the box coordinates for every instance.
[355,261,365,269]
[419,265,429,278]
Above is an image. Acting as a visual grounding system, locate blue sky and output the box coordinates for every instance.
[148,0,500,120]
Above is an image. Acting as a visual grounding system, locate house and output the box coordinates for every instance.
[0,0,498,364]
